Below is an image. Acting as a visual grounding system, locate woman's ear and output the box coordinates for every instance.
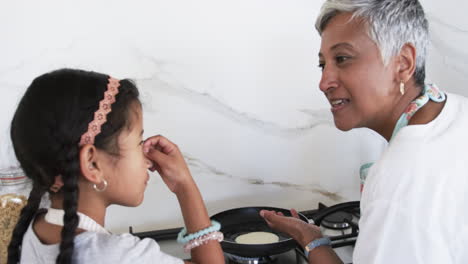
[396,43,417,83]
[79,144,104,185]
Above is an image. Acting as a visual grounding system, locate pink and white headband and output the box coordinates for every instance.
[79,77,120,146]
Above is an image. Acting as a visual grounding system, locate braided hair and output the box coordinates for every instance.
[8,69,140,264]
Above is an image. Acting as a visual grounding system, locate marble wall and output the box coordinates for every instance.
[0,0,466,233]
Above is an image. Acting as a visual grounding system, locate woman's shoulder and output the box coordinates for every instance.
[446,92,468,112]
[441,92,468,128]
[74,232,183,263]
[399,92,468,137]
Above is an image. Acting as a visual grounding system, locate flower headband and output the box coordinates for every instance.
[79,77,120,146]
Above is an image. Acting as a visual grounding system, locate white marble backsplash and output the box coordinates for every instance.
[1,0,466,233]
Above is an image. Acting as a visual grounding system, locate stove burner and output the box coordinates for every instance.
[226,253,277,264]
[320,211,353,230]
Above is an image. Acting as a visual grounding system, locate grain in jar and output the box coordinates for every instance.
[0,168,30,264]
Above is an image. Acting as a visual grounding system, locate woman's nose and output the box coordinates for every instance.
[319,66,338,94]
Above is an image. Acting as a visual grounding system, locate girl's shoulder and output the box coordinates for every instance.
[77,232,157,251]
[73,232,183,264]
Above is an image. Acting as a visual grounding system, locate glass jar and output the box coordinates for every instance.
[0,167,31,264]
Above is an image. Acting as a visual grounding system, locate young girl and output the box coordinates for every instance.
[7,69,224,263]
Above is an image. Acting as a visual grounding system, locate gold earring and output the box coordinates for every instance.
[93,179,108,192]
[400,81,405,95]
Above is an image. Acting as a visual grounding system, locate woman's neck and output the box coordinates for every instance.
[371,84,446,142]
[409,99,446,126]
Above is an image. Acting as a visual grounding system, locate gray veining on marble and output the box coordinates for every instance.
[185,153,343,202]
[135,62,333,139]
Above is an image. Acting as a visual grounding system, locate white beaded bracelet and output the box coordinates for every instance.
[183,231,224,253]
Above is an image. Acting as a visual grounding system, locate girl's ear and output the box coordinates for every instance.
[79,145,104,185]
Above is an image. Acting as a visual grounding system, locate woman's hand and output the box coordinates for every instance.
[260,209,323,247]
[143,135,193,194]
[261,210,343,264]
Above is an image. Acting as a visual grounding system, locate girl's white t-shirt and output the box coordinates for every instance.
[354,93,468,264]
[20,222,184,264]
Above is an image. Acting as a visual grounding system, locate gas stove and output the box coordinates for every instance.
[131,201,359,264]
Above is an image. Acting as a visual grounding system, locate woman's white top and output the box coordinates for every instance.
[354,93,468,264]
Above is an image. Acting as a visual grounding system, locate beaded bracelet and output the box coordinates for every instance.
[177,220,221,244]
[183,231,224,253]
[304,237,331,257]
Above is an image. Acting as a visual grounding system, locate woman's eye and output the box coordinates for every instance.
[139,140,144,146]
[336,56,350,64]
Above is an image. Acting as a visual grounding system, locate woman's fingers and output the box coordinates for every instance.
[259,209,297,219]
[291,208,300,219]
[259,210,294,228]
[259,210,279,227]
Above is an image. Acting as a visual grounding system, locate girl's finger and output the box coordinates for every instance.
[144,135,177,155]
[145,148,168,168]
[143,136,161,153]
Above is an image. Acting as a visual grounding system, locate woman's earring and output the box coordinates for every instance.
[400,81,405,95]
[93,179,108,192]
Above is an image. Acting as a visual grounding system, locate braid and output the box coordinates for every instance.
[7,184,45,264]
[9,69,141,263]
[56,146,80,264]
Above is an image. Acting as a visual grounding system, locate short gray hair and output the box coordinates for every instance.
[315,0,429,86]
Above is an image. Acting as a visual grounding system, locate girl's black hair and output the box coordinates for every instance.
[7,69,140,264]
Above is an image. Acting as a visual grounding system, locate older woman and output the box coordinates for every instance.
[261,0,468,263]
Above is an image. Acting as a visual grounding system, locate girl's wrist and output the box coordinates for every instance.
[173,177,196,195]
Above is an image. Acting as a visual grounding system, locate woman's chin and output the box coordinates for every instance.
[334,119,354,131]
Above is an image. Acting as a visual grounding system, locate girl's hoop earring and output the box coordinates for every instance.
[93,179,108,192]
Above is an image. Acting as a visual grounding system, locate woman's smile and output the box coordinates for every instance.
[330,98,351,113]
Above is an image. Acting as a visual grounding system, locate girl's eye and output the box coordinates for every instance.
[318,63,325,71]
[139,140,144,146]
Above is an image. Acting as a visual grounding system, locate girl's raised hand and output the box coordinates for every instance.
[144,135,225,263]
[143,135,194,194]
